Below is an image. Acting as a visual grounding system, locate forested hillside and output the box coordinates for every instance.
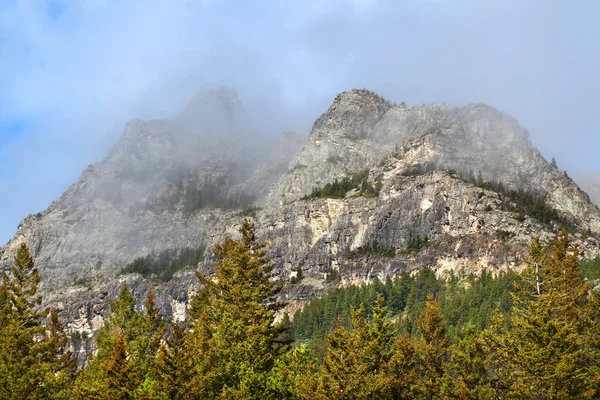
[1,220,600,399]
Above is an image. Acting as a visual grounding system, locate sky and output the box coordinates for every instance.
[1,0,600,244]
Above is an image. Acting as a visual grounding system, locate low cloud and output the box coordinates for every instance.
[1,0,600,242]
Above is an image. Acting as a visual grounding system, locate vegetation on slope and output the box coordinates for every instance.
[401,164,577,232]
[3,228,600,399]
[120,243,206,281]
[302,169,382,200]
[347,239,396,258]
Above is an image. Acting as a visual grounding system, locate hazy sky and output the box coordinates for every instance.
[1,0,600,244]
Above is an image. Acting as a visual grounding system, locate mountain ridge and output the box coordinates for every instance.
[1,87,599,351]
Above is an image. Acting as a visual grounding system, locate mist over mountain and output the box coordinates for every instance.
[574,173,600,206]
[3,0,600,247]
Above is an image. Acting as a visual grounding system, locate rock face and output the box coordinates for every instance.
[574,173,600,206]
[2,88,600,350]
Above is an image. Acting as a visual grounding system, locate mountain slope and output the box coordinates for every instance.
[1,88,599,346]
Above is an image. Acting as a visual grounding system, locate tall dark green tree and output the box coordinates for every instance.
[0,243,76,399]
[184,219,289,399]
[488,232,597,399]
[75,283,165,399]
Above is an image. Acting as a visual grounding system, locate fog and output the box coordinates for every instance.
[1,0,600,243]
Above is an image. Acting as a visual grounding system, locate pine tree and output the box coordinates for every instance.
[75,283,165,399]
[313,295,397,399]
[184,219,289,399]
[414,294,452,399]
[155,324,190,400]
[0,243,76,398]
[488,232,596,399]
[447,324,495,399]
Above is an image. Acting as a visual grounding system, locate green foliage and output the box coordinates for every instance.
[0,243,77,399]
[461,172,576,231]
[184,219,290,398]
[8,233,600,399]
[401,234,434,254]
[120,243,206,281]
[325,268,339,284]
[401,162,437,176]
[496,229,515,240]
[579,256,600,281]
[348,239,395,258]
[290,266,304,284]
[164,166,256,213]
[486,232,600,399]
[74,284,166,399]
[293,268,519,349]
[302,169,381,200]
[238,205,262,218]
[310,297,400,399]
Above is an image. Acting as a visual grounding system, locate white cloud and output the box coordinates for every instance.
[1,0,600,243]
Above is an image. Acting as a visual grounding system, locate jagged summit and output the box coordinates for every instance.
[311,88,394,140]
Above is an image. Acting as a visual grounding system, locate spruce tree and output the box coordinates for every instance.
[0,243,76,399]
[155,324,190,400]
[75,283,165,399]
[315,297,396,399]
[184,219,289,399]
[414,294,452,399]
[488,232,596,399]
[447,324,495,399]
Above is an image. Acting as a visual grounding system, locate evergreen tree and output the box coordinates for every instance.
[414,294,452,399]
[0,243,76,399]
[75,283,165,399]
[447,324,495,399]
[155,324,190,400]
[314,296,396,399]
[184,219,289,399]
[488,232,596,399]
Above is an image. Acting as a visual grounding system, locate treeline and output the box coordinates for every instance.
[302,169,382,200]
[2,225,600,399]
[347,239,396,258]
[293,268,519,351]
[120,243,206,281]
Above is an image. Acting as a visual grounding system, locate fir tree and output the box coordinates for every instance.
[414,294,452,398]
[184,219,289,399]
[155,324,190,400]
[488,232,596,399]
[0,243,76,399]
[447,324,495,399]
[314,296,397,399]
[75,283,165,398]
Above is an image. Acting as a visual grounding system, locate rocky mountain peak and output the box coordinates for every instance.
[311,88,394,140]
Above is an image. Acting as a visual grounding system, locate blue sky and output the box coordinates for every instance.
[1,0,600,244]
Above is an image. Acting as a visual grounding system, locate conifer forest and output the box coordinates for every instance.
[1,220,600,399]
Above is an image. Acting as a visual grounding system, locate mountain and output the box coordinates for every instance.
[2,88,599,348]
